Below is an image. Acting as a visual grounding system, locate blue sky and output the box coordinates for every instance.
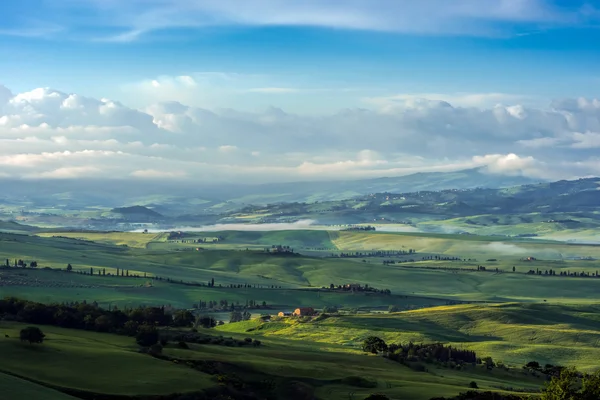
[1,0,600,112]
[1,1,600,183]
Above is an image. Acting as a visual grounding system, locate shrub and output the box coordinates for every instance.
[362,336,387,354]
[469,381,478,389]
[253,339,262,347]
[244,337,252,343]
[136,325,159,347]
[20,326,45,344]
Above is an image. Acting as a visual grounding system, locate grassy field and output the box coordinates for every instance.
[37,231,169,248]
[0,322,214,397]
[0,320,545,400]
[0,372,78,400]
[218,302,600,372]
[2,231,600,308]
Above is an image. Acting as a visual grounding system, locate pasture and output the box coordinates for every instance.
[0,320,544,400]
[2,230,600,308]
[218,302,600,372]
[0,322,214,396]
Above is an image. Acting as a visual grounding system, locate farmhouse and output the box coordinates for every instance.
[293,307,315,316]
[278,311,292,317]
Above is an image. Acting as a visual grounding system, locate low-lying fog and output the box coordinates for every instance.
[133,220,422,233]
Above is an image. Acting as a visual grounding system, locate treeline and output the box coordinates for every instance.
[332,249,416,258]
[5,259,37,268]
[382,259,417,265]
[421,256,465,261]
[527,268,600,278]
[194,299,269,312]
[0,297,196,335]
[325,283,391,295]
[362,337,477,366]
[341,225,376,231]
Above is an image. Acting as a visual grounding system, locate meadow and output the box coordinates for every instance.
[0,319,545,400]
[2,227,600,399]
[218,302,600,371]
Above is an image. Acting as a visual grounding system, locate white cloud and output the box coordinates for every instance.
[365,92,540,109]
[0,83,600,183]
[65,0,590,42]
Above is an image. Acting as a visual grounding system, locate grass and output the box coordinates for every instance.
[0,372,78,400]
[0,322,214,396]
[3,230,600,308]
[218,302,600,372]
[0,320,545,400]
[37,231,168,248]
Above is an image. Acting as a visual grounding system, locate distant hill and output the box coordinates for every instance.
[234,177,600,223]
[215,167,543,204]
[0,220,40,233]
[110,205,163,220]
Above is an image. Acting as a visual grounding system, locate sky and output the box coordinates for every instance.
[1,0,600,184]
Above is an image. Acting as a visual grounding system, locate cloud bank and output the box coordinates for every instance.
[0,82,599,183]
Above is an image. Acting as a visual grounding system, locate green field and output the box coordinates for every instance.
[218,302,600,372]
[2,230,600,307]
[1,228,600,399]
[0,372,78,400]
[0,322,213,398]
[0,319,546,400]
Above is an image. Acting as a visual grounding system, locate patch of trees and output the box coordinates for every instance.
[264,245,296,255]
[193,298,269,312]
[333,249,416,258]
[4,259,38,268]
[0,297,183,335]
[386,342,477,366]
[421,255,462,261]
[523,361,565,377]
[229,310,252,323]
[325,283,391,295]
[162,329,262,348]
[526,268,600,278]
[382,259,417,265]
[362,337,477,367]
[341,225,376,231]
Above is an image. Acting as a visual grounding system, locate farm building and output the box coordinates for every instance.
[293,307,315,316]
[278,311,292,317]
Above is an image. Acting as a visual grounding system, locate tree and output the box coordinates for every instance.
[196,315,216,329]
[172,310,194,327]
[362,336,387,354]
[20,326,45,344]
[66,264,72,272]
[388,305,400,313]
[322,306,339,313]
[482,356,495,370]
[469,381,478,389]
[229,310,243,323]
[136,325,159,347]
[540,367,600,400]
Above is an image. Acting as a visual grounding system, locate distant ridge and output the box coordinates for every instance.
[111,205,163,218]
